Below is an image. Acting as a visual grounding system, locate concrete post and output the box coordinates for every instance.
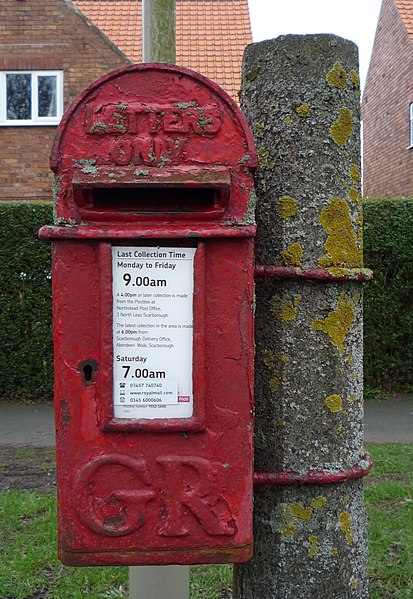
[142,0,176,63]
[234,35,370,598]
[130,3,187,597]
[129,565,189,599]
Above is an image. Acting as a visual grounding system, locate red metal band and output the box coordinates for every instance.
[39,224,256,240]
[253,452,372,486]
[254,265,373,282]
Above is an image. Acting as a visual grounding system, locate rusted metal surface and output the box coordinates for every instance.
[42,64,257,566]
[254,265,373,282]
[253,452,372,486]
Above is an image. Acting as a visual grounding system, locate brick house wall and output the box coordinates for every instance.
[362,0,413,198]
[0,0,131,200]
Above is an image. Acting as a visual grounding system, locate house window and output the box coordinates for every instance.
[0,71,63,126]
[410,102,413,148]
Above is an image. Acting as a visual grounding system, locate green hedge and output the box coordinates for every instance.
[0,203,53,401]
[0,200,411,401]
[364,198,413,393]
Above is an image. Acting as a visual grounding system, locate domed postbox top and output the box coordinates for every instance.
[49,63,257,231]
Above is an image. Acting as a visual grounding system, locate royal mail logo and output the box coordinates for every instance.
[178,395,190,403]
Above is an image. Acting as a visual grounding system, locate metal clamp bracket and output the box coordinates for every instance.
[254,265,373,282]
[253,452,372,486]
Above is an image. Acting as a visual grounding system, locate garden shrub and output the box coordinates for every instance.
[364,198,413,392]
[0,202,53,401]
[0,199,412,401]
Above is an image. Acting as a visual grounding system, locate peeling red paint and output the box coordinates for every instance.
[39,224,256,240]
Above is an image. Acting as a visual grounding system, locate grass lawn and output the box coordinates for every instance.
[365,444,413,599]
[0,444,412,598]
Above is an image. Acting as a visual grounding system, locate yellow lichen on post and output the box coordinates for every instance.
[350,165,360,185]
[262,348,275,369]
[254,122,264,135]
[282,524,296,539]
[348,186,362,204]
[280,504,297,538]
[308,536,321,558]
[356,211,364,250]
[291,503,313,520]
[330,108,353,146]
[281,242,303,267]
[280,497,328,540]
[269,377,281,393]
[277,195,298,219]
[279,502,308,538]
[270,295,301,322]
[310,496,327,509]
[318,198,362,267]
[262,350,290,394]
[338,511,354,544]
[268,376,281,393]
[312,292,355,355]
[258,148,275,169]
[326,62,348,89]
[295,103,311,118]
[325,394,343,413]
[277,301,296,321]
[350,70,360,89]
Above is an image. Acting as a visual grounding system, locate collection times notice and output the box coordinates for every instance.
[112,246,196,419]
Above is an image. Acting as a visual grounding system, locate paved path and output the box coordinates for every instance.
[364,395,413,444]
[1,396,412,446]
[0,403,55,447]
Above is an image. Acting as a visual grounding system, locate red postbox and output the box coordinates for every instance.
[39,64,257,566]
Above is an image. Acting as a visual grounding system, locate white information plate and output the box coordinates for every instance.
[112,246,196,419]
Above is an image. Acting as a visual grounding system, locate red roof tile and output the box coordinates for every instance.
[394,0,413,39]
[71,0,252,100]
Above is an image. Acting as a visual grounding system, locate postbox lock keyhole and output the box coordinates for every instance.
[83,364,93,382]
[78,359,98,384]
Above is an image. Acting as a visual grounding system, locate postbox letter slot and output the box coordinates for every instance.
[90,186,223,215]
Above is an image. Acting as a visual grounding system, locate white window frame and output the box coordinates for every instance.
[0,70,63,126]
[409,102,413,149]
